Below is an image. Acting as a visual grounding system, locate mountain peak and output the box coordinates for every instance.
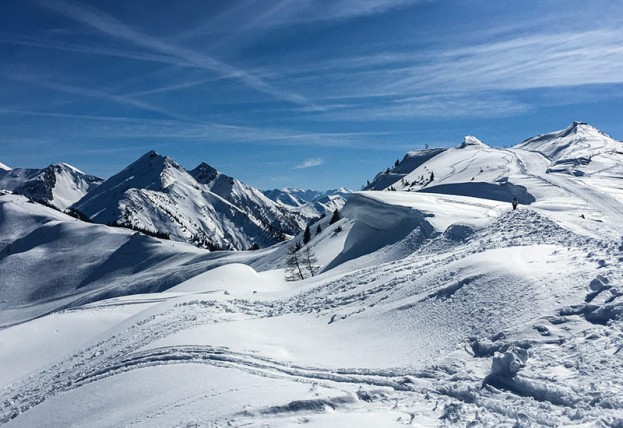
[190,162,220,185]
[562,121,612,139]
[457,136,487,149]
[52,162,87,175]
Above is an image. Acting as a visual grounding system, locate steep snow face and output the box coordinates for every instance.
[365,148,447,190]
[74,152,299,250]
[0,162,11,171]
[516,121,623,176]
[190,163,304,236]
[0,163,102,210]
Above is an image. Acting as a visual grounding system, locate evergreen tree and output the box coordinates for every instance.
[303,225,311,244]
[394,159,400,168]
[330,209,341,225]
[316,224,322,235]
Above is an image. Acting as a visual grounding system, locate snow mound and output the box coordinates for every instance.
[327,191,502,268]
[170,263,283,294]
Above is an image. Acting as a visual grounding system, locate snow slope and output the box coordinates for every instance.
[0,193,275,327]
[2,197,622,426]
[0,163,102,210]
[517,121,623,176]
[2,123,623,426]
[73,151,303,250]
[190,162,303,236]
[0,162,11,171]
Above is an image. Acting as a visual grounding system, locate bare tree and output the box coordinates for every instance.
[284,244,305,281]
[303,246,320,278]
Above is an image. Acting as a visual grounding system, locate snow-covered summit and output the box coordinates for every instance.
[73,151,304,250]
[189,162,219,187]
[516,121,623,176]
[0,162,102,210]
[457,135,488,149]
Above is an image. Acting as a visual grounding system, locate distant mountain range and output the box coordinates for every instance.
[0,152,349,251]
[262,187,351,219]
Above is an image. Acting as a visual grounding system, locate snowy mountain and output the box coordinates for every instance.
[0,162,11,171]
[190,163,303,237]
[263,187,351,218]
[365,123,623,211]
[73,151,303,250]
[517,121,623,175]
[0,163,102,210]
[3,122,623,426]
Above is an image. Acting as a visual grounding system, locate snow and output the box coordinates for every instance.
[263,187,351,219]
[457,135,488,149]
[73,151,305,250]
[0,162,11,171]
[0,163,102,210]
[3,122,623,426]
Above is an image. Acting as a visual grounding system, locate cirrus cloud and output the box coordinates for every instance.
[294,157,324,169]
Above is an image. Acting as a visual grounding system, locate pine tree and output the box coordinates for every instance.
[284,244,305,281]
[303,225,311,244]
[394,159,400,168]
[316,224,322,235]
[330,209,341,225]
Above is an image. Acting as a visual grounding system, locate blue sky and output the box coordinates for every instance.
[1,0,622,190]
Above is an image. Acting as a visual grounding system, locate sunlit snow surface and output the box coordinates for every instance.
[2,123,623,426]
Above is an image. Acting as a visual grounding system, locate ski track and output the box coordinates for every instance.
[3,206,622,425]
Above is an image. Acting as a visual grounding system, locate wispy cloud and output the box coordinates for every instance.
[387,29,623,93]
[0,104,389,148]
[242,27,623,120]
[0,33,191,67]
[40,0,320,109]
[176,0,426,44]
[7,73,198,122]
[294,157,323,169]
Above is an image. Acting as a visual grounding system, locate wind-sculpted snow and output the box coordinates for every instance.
[2,198,623,425]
